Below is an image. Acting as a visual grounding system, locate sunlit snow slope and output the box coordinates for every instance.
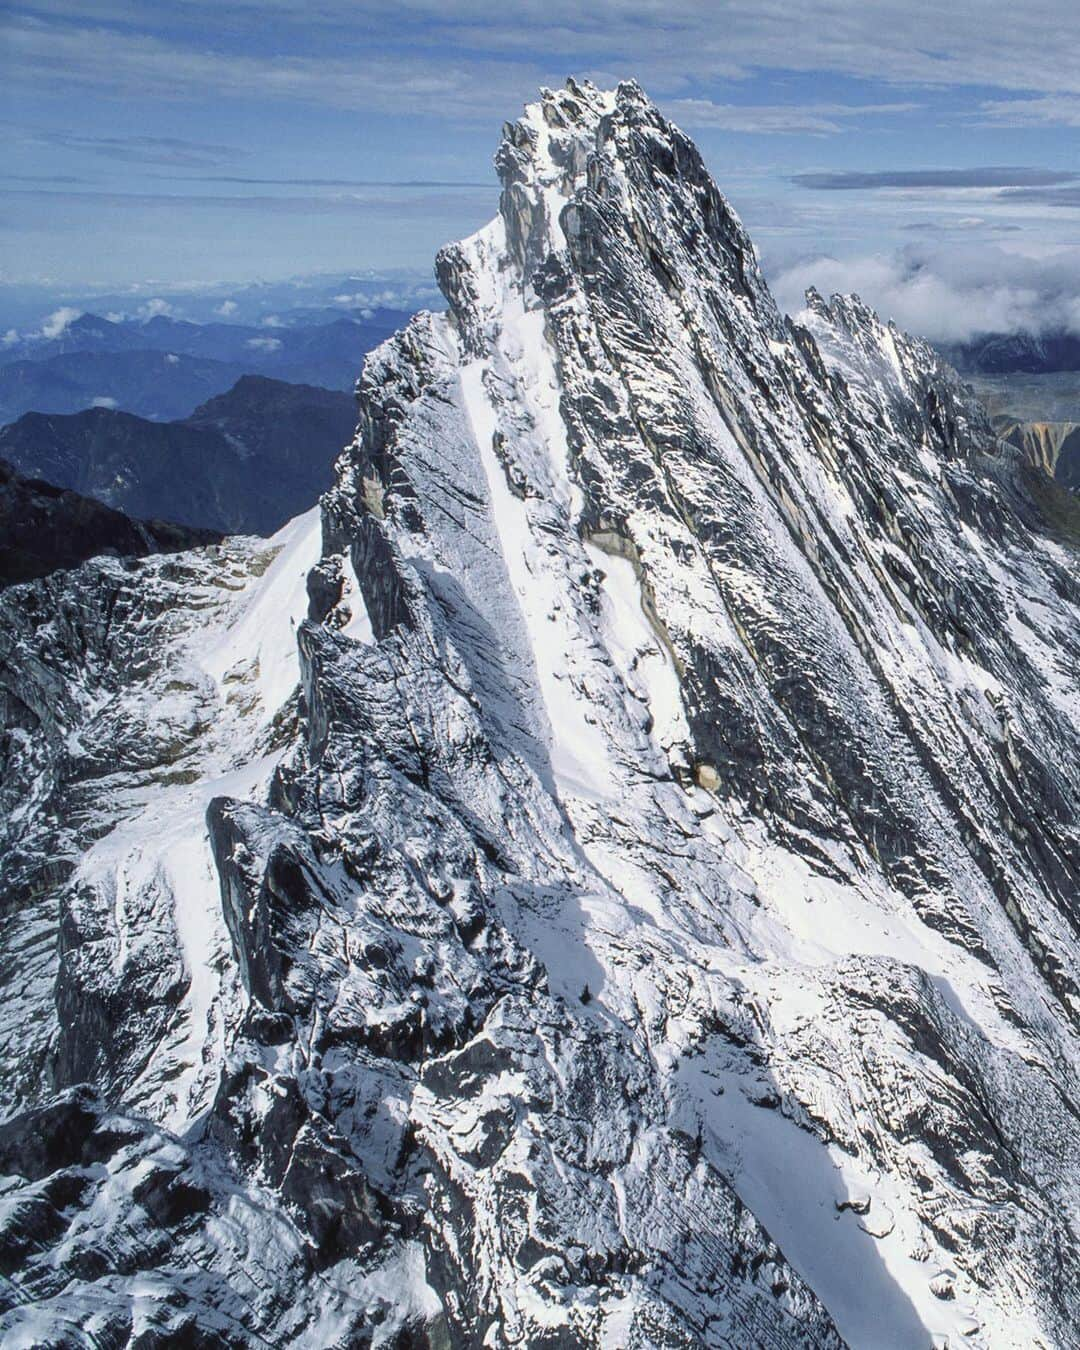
[2,79,1078,1349]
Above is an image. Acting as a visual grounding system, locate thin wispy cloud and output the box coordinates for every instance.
[0,187,495,214]
[11,2,1080,109]
[793,168,1080,190]
[977,95,1080,127]
[668,100,920,136]
[40,131,246,167]
[3,117,248,167]
[168,176,491,188]
[1,14,520,119]
[7,172,86,184]
[1000,186,1080,207]
[4,0,1080,294]
[898,219,1023,234]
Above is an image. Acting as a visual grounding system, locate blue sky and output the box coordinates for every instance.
[4,1,1080,338]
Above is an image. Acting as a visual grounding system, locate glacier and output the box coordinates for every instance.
[1,79,1078,1348]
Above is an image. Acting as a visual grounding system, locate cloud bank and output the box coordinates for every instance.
[667,99,919,135]
[770,245,1080,343]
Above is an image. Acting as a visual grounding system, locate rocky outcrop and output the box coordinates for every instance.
[0,456,221,584]
[1,80,1077,1348]
[993,417,1080,492]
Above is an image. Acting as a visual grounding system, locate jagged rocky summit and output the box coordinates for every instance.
[2,79,1078,1349]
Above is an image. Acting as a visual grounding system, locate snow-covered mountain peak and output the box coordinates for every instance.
[2,78,1078,1349]
[440,78,775,342]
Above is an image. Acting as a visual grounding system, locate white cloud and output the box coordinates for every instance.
[245,336,281,351]
[667,99,919,136]
[138,296,173,318]
[260,314,285,327]
[2,328,19,347]
[977,95,1080,127]
[164,352,180,364]
[331,294,383,317]
[91,395,118,408]
[771,244,1080,343]
[332,285,441,310]
[38,305,81,338]
[215,299,238,315]
[10,3,1080,118]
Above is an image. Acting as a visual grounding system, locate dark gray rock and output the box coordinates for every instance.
[0,456,221,585]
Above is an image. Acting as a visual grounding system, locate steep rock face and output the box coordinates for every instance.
[1,81,1078,1349]
[0,516,317,1115]
[993,418,1080,492]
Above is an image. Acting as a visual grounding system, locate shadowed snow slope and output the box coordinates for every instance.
[1,80,1078,1349]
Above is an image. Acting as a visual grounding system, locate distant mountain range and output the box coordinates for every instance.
[0,349,253,424]
[0,375,356,535]
[0,308,409,421]
[3,307,409,367]
[0,271,441,333]
[935,332,1080,493]
[0,457,220,586]
[938,329,1080,376]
